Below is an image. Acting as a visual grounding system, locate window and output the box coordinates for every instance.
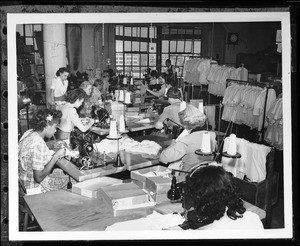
[115,25,157,78]
[161,26,202,78]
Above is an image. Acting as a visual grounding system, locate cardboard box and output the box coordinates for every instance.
[97,182,155,217]
[71,177,122,198]
[145,176,172,194]
[130,166,172,188]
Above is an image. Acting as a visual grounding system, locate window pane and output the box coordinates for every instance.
[140,42,147,52]
[186,29,193,35]
[149,43,156,53]
[149,54,156,66]
[185,40,192,53]
[177,40,184,52]
[141,67,148,76]
[124,27,131,37]
[132,54,140,66]
[26,37,33,45]
[141,54,148,66]
[116,53,123,66]
[125,67,132,75]
[115,25,120,35]
[125,53,132,65]
[170,40,176,52]
[34,25,42,32]
[132,41,139,52]
[176,55,185,66]
[132,27,137,37]
[162,27,169,35]
[16,24,24,36]
[119,26,123,36]
[194,40,201,54]
[132,67,140,78]
[162,40,169,53]
[170,28,177,34]
[195,28,202,35]
[169,55,177,66]
[149,27,155,38]
[141,27,148,38]
[178,29,185,34]
[154,27,157,38]
[116,40,123,52]
[25,24,33,36]
[124,41,131,51]
[161,54,169,66]
[116,66,123,74]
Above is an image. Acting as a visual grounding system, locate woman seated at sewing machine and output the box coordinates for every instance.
[56,88,94,140]
[18,108,70,193]
[146,73,172,99]
[79,80,102,117]
[181,165,264,230]
[159,104,216,171]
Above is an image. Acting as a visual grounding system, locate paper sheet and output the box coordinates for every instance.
[105,211,184,231]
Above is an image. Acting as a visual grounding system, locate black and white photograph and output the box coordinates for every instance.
[4,6,293,241]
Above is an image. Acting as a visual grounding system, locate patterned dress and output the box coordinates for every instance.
[18,129,70,193]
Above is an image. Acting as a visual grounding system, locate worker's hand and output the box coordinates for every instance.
[89,118,95,125]
[53,148,66,161]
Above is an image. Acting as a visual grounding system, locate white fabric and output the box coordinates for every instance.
[105,211,185,231]
[51,77,68,97]
[201,211,264,230]
[222,137,271,182]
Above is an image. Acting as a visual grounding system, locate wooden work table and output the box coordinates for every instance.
[56,136,172,182]
[23,189,266,231]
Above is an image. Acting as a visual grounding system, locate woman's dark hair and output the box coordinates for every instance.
[30,108,62,132]
[65,88,87,104]
[55,67,69,77]
[150,70,159,78]
[184,165,246,223]
[166,86,181,99]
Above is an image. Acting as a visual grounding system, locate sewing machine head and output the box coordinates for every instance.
[91,106,110,128]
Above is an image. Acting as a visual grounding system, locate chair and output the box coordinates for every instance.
[18,179,36,231]
[233,147,279,229]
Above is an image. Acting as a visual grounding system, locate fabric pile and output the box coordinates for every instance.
[264,97,283,150]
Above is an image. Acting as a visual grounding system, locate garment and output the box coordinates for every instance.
[201,211,264,230]
[51,77,68,99]
[157,101,182,127]
[159,130,217,171]
[18,130,69,193]
[57,103,81,133]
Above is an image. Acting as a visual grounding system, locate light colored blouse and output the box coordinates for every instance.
[51,77,69,97]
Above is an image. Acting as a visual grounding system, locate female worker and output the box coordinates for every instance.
[146,73,172,99]
[55,88,94,140]
[182,165,264,230]
[49,67,69,108]
[159,104,216,171]
[79,80,102,117]
[18,108,69,193]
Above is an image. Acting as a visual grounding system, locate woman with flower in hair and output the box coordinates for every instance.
[18,108,70,193]
[182,165,264,230]
[159,104,217,171]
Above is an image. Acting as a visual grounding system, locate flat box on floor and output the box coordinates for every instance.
[130,165,172,188]
[71,177,122,198]
[97,182,155,217]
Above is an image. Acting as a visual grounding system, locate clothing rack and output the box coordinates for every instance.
[225,79,274,142]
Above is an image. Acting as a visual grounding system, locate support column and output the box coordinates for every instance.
[43,24,67,108]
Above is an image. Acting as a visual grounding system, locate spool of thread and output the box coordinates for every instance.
[130,77,134,85]
[227,133,237,155]
[119,90,124,102]
[200,131,211,153]
[123,77,127,85]
[156,78,158,84]
[124,91,131,104]
[109,120,118,138]
[198,101,204,114]
[115,90,119,101]
[179,101,186,112]
[119,115,126,132]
